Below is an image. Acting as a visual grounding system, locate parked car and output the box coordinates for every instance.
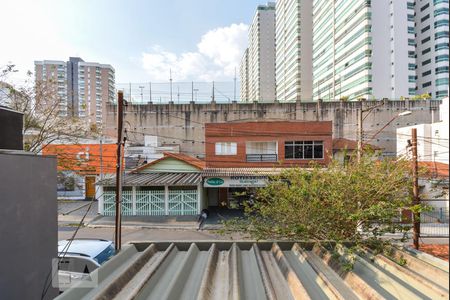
[57,239,115,292]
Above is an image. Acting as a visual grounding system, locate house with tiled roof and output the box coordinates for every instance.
[96,152,206,216]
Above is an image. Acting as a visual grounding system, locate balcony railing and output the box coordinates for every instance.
[246,154,278,162]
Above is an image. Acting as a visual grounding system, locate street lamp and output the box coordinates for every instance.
[357,104,412,161]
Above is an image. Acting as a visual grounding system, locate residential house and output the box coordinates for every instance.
[43,142,117,199]
[96,152,206,216]
[203,121,333,208]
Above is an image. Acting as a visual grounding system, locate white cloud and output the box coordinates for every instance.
[141,23,248,82]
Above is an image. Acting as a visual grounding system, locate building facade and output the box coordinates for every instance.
[415,0,449,99]
[106,99,440,158]
[239,49,249,102]
[205,121,332,168]
[275,0,313,101]
[35,57,115,127]
[312,0,417,101]
[243,2,276,102]
[397,97,449,164]
[43,142,117,200]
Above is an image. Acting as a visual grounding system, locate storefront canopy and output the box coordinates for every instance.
[202,168,284,177]
[97,172,202,187]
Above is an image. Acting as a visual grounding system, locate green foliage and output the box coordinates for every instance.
[340,96,349,102]
[223,154,422,245]
[412,93,432,100]
[398,255,407,266]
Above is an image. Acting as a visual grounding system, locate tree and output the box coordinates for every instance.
[224,153,424,245]
[0,64,94,153]
[412,93,432,100]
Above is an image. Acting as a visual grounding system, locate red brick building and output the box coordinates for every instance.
[205,121,333,168]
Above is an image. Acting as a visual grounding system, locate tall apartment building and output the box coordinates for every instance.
[35,60,69,116]
[312,0,448,101]
[239,48,249,101]
[240,3,276,102]
[275,0,313,101]
[35,57,115,126]
[415,0,449,99]
[312,0,417,101]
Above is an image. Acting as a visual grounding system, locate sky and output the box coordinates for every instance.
[0,0,263,84]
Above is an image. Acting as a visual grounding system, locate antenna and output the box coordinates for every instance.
[169,69,173,102]
[191,81,194,102]
[149,82,152,102]
[212,81,215,102]
[177,86,180,104]
[234,67,237,102]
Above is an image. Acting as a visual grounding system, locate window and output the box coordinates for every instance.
[421,14,430,22]
[422,47,431,55]
[434,8,448,17]
[436,78,449,86]
[423,70,432,76]
[421,36,430,44]
[436,55,449,62]
[421,25,431,33]
[434,19,449,28]
[435,43,449,51]
[285,141,324,160]
[408,38,416,46]
[435,66,449,74]
[215,142,237,155]
[421,3,430,11]
[422,59,431,66]
[408,63,417,70]
[436,90,449,98]
[423,81,432,87]
[435,31,449,40]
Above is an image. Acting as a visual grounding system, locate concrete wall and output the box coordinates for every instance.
[0,152,57,300]
[105,99,440,158]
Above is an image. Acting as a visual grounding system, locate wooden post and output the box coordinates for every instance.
[115,91,124,251]
[412,128,420,250]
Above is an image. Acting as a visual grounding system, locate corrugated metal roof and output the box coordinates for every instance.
[202,168,284,177]
[56,241,449,300]
[97,172,202,186]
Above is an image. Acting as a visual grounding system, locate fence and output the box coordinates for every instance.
[102,189,199,216]
[420,199,449,238]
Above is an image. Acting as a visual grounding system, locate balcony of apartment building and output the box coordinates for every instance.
[245,141,278,162]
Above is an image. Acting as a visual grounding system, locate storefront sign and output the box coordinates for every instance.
[204,176,268,187]
[206,178,225,186]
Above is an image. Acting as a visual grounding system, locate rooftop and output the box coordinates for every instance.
[56,241,449,300]
[419,161,450,179]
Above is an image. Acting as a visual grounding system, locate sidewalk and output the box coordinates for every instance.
[88,216,200,230]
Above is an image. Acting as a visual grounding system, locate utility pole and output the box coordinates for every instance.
[114,91,124,251]
[412,128,420,250]
[357,108,363,162]
[99,138,103,180]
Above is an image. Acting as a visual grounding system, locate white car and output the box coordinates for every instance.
[57,239,115,292]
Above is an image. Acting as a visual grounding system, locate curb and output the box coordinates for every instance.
[86,224,224,230]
